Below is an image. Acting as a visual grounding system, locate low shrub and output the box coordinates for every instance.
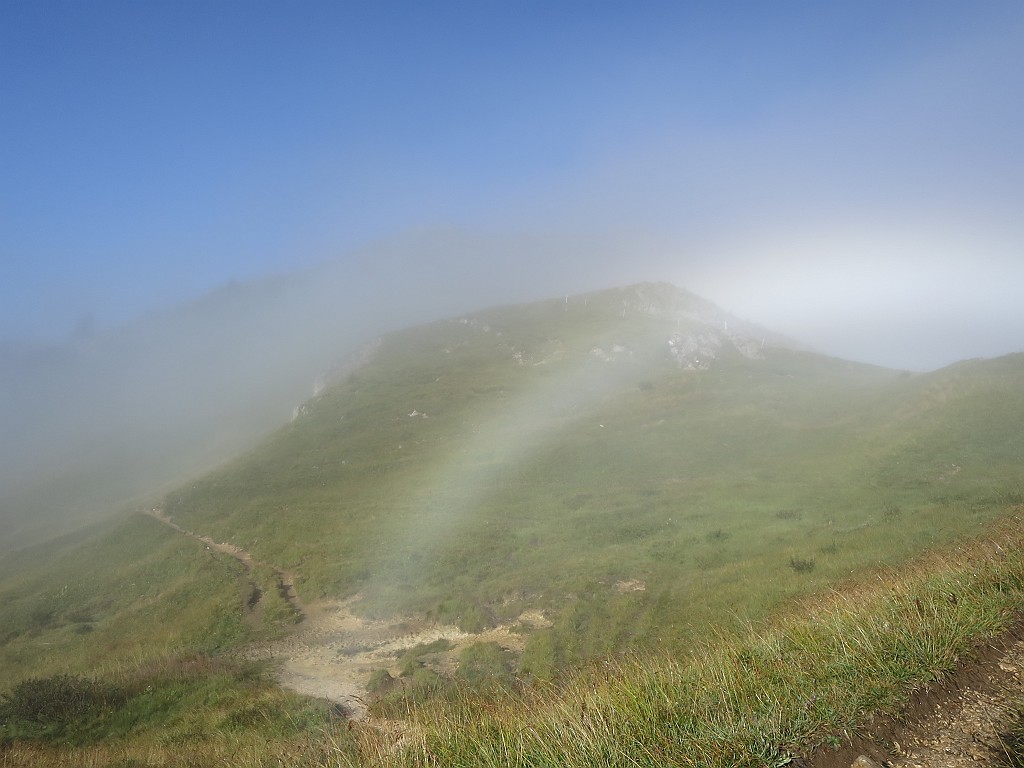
[883,503,902,520]
[789,556,816,573]
[1,674,125,725]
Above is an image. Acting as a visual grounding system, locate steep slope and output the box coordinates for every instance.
[0,274,358,552]
[0,228,607,553]
[158,285,1023,670]
[2,283,1022,718]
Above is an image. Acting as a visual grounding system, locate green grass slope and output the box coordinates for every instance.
[2,282,1023,764]
[160,283,1023,660]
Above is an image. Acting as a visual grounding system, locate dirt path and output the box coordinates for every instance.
[799,619,1024,768]
[144,509,549,720]
[243,597,551,719]
[144,509,304,624]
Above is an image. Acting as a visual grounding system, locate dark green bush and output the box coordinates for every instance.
[788,556,816,573]
[1,674,125,725]
[1,671,128,745]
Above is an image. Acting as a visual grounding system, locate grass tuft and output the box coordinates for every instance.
[789,557,816,573]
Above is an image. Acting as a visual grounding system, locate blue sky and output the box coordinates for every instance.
[2,1,1023,367]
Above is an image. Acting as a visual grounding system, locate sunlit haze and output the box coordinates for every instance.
[3,1,1022,369]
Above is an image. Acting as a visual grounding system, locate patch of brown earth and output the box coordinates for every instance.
[243,596,549,719]
[797,618,1024,768]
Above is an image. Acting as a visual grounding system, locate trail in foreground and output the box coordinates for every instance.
[802,620,1024,768]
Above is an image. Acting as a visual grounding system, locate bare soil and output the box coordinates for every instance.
[242,597,551,719]
[797,618,1024,768]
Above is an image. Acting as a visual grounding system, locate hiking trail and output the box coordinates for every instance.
[144,509,549,720]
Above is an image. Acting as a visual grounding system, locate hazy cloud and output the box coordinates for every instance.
[2,3,1023,545]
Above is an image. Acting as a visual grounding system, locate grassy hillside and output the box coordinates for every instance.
[162,284,1021,656]
[2,283,1023,765]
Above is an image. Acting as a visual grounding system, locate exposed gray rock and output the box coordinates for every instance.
[667,329,765,369]
[668,331,722,370]
[590,344,632,362]
[729,333,766,360]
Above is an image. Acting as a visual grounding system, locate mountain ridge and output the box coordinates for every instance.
[155,284,1020,644]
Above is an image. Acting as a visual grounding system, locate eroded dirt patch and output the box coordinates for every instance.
[243,596,545,719]
[798,619,1024,768]
[144,509,550,720]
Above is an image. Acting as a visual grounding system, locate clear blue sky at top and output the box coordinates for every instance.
[2,1,1022,344]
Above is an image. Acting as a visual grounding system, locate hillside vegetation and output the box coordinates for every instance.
[164,284,1023,655]
[2,283,1023,765]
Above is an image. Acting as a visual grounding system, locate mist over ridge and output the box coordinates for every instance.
[1,228,1020,555]
[4,2,1022,550]
[0,231,691,550]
